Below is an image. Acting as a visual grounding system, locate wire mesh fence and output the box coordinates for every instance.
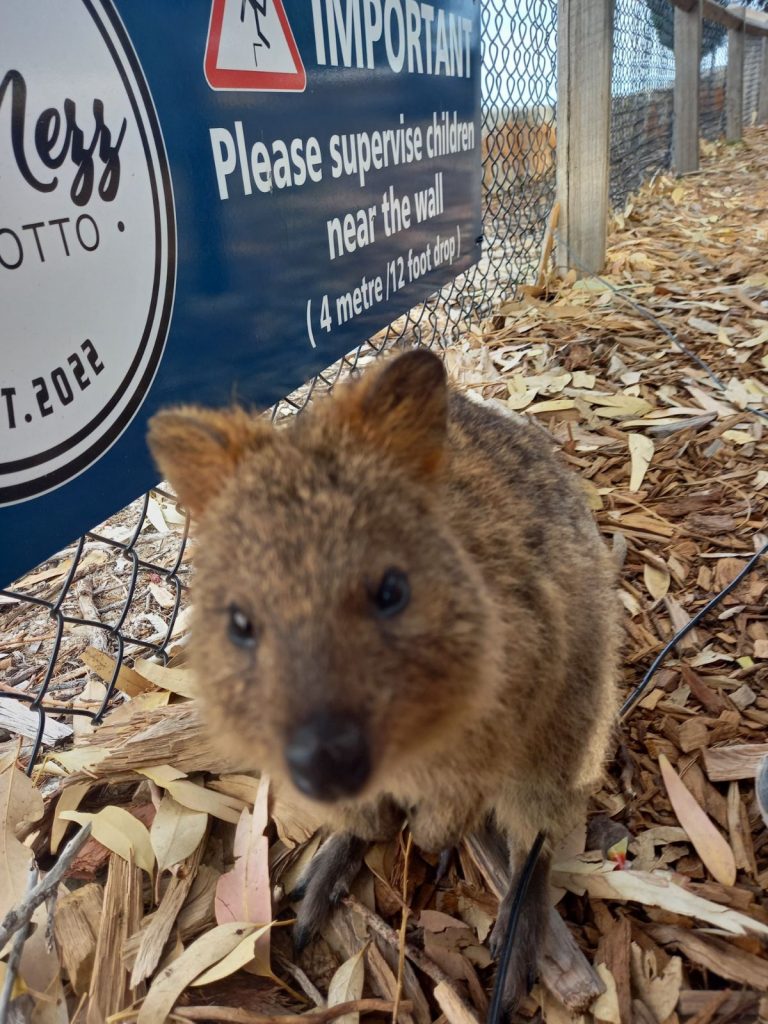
[745,36,765,123]
[699,27,728,142]
[2,0,767,774]
[610,0,676,207]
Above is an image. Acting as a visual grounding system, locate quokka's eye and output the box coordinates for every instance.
[228,604,258,648]
[372,569,411,618]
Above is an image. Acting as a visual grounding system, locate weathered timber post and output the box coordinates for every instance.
[556,0,614,276]
[759,38,768,122]
[673,1,702,173]
[726,16,745,141]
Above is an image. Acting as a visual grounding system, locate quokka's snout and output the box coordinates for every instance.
[284,709,371,801]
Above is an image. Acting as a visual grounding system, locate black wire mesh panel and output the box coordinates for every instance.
[610,0,676,209]
[0,0,559,774]
[744,36,765,124]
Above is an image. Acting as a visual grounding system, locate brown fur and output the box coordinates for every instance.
[148,349,620,1009]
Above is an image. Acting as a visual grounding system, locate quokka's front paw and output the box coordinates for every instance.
[289,832,366,952]
[488,849,550,1017]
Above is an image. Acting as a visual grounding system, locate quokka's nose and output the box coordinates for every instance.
[285,712,370,801]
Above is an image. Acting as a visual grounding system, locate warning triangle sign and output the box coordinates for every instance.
[204,0,306,92]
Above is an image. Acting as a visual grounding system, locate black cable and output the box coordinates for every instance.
[621,541,768,720]
[486,830,546,1024]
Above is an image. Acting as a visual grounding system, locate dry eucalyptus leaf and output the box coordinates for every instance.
[659,754,737,887]
[151,794,208,873]
[190,921,274,985]
[327,944,367,1024]
[131,660,197,699]
[61,806,155,875]
[215,775,271,930]
[145,496,169,534]
[139,766,245,824]
[628,433,655,492]
[51,780,92,854]
[643,563,670,601]
[137,922,259,1024]
[0,752,44,921]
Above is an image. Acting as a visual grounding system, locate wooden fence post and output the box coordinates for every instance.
[759,37,768,122]
[726,18,745,141]
[556,0,614,276]
[673,1,702,172]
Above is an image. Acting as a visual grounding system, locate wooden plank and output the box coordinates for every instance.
[703,743,768,781]
[674,1,702,174]
[678,990,760,1016]
[0,697,72,746]
[556,0,613,276]
[759,38,768,123]
[669,0,768,37]
[727,21,746,142]
[698,0,748,33]
[727,5,768,37]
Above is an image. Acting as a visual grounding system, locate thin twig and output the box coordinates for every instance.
[173,998,413,1023]
[274,951,325,1008]
[0,862,37,1019]
[392,831,413,1024]
[342,895,453,988]
[0,823,92,950]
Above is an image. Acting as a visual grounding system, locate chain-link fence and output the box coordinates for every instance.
[745,36,766,123]
[611,0,676,207]
[699,20,728,141]
[2,0,767,774]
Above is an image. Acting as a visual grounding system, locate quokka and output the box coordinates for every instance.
[148,348,620,1010]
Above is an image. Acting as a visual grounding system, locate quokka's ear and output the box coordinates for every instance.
[331,349,448,476]
[147,405,272,518]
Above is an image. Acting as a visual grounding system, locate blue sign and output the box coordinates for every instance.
[0,0,481,586]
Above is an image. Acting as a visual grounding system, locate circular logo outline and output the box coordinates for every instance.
[0,0,176,504]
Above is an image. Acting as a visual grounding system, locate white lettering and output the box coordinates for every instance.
[209,127,237,200]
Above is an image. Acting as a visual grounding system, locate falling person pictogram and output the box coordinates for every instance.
[241,0,270,65]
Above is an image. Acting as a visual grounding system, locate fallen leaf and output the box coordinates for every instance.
[151,794,208,873]
[149,582,176,609]
[190,921,274,986]
[47,747,109,775]
[51,781,92,854]
[658,754,736,886]
[643,563,670,601]
[131,660,197,699]
[327,945,367,1024]
[80,647,154,698]
[137,922,258,1024]
[215,776,271,927]
[628,434,655,492]
[0,753,44,921]
[138,766,245,824]
[145,496,169,534]
[61,806,155,875]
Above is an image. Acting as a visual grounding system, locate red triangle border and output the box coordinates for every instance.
[204,0,306,92]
